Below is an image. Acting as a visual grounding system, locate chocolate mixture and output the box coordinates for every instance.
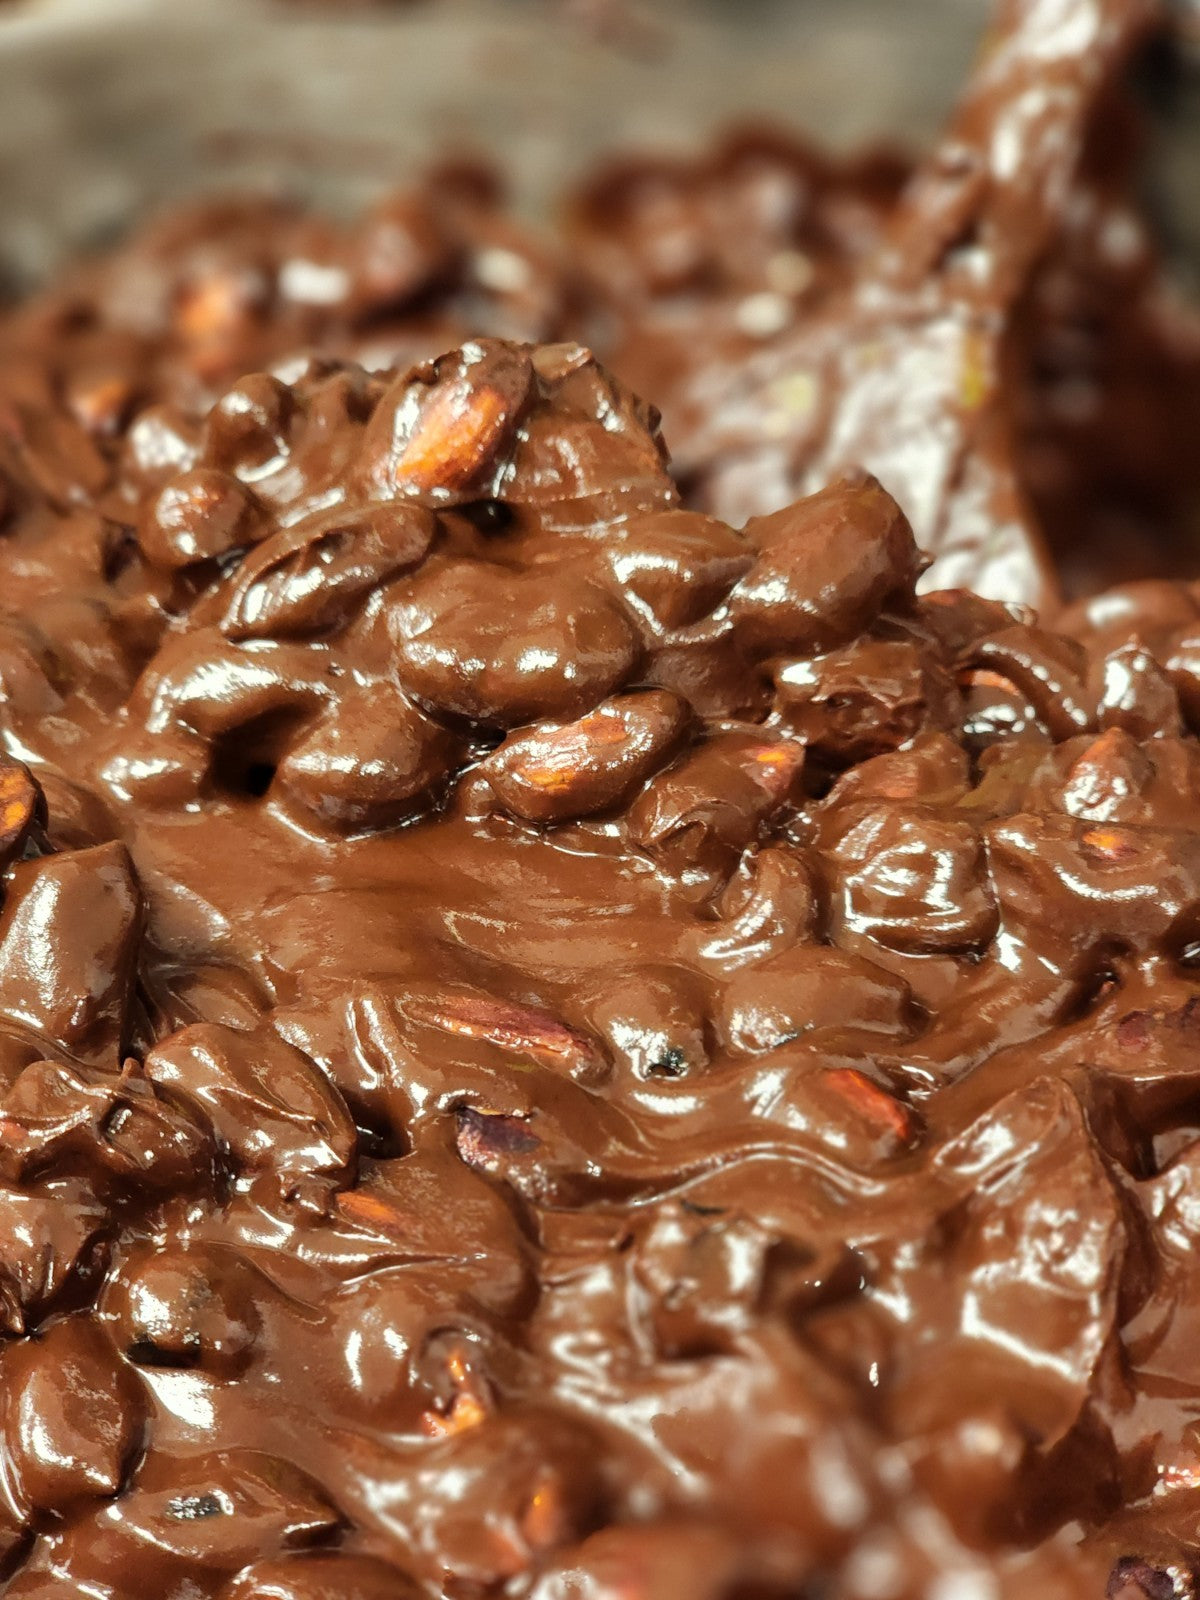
[3,0,1200,1596]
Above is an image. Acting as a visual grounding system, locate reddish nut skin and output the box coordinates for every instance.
[358,341,535,503]
[176,268,262,354]
[1106,1558,1183,1600]
[0,759,42,870]
[455,1105,543,1173]
[728,476,921,655]
[65,365,137,438]
[139,467,265,572]
[821,1067,921,1150]
[407,991,608,1085]
[3,1317,146,1514]
[482,690,689,824]
[419,1335,495,1439]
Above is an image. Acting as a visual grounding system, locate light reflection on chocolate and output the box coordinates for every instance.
[0,2,1199,1596]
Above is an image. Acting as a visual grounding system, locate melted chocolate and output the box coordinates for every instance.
[0,2,1200,1596]
[0,330,1198,1596]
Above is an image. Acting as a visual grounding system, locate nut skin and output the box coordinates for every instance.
[357,341,535,504]
[0,759,43,871]
[2,162,1200,1599]
[481,689,689,824]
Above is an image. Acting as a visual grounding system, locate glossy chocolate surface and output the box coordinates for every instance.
[2,1,1200,1596]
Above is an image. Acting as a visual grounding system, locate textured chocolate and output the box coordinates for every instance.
[0,0,1200,1596]
[0,331,1199,1594]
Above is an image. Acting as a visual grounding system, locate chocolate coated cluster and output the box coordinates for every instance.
[2,0,1200,1595]
[0,325,1199,1595]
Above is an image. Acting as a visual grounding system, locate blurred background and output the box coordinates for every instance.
[0,0,1032,289]
[0,0,1193,291]
[0,0,1194,287]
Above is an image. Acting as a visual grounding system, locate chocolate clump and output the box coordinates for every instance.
[0,0,1200,1593]
[0,323,1197,1594]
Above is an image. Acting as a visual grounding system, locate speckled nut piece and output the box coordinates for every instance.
[0,0,1197,1592]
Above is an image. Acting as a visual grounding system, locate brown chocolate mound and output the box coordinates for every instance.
[0,328,1199,1596]
[1,0,1200,1591]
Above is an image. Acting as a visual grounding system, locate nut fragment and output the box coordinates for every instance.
[1080,824,1142,865]
[455,1105,542,1173]
[420,1344,493,1438]
[775,638,958,763]
[408,993,608,1085]
[822,1067,920,1148]
[334,1187,416,1238]
[359,340,535,503]
[67,368,136,437]
[0,759,41,870]
[1061,728,1153,823]
[1106,1557,1183,1600]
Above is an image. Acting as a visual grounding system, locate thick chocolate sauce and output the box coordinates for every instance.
[1,0,1200,1596]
